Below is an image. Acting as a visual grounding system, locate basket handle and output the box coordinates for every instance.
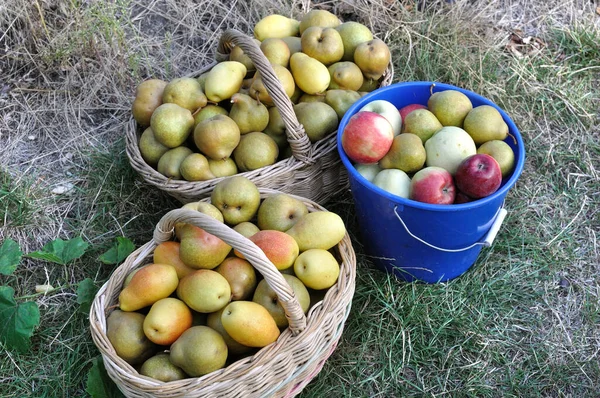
[153,208,307,335]
[216,29,313,163]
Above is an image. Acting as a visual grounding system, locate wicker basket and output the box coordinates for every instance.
[90,188,357,397]
[125,27,394,204]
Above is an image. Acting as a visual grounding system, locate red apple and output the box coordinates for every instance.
[454,154,502,199]
[409,166,456,205]
[341,111,394,164]
[398,103,427,122]
[453,190,474,204]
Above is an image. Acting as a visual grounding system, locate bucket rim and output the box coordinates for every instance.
[336,81,526,212]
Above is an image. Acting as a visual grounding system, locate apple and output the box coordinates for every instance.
[372,169,411,198]
[341,111,394,164]
[424,126,477,175]
[454,154,502,199]
[409,166,456,205]
[359,100,402,136]
[354,163,382,182]
[398,103,427,122]
[453,190,474,204]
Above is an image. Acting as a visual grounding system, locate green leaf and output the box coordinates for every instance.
[77,278,98,314]
[86,356,125,398]
[98,237,135,265]
[0,286,40,352]
[27,236,89,265]
[0,239,22,275]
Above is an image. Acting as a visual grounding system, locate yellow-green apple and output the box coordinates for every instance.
[359,100,402,136]
[215,257,257,301]
[454,154,502,199]
[118,264,179,312]
[477,140,515,178]
[409,166,456,205]
[341,111,394,164]
[398,103,427,123]
[372,169,411,198]
[143,298,193,346]
[285,211,346,251]
[179,227,231,269]
[153,241,196,279]
[211,176,261,225]
[234,230,299,271]
[257,194,309,231]
[293,249,340,290]
[169,326,228,377]
[221,301,280,347]
[252,274,310,328]
[176,269,231,313]
[425,126,476,175]
[301,26,344,65]
[354,163,382,182]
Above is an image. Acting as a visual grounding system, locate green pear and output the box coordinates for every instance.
[299,9,341,34]
[210,176,261,225]
[257,193,308,231]
[301,27,344,66]
[254,14,300,41]
[156,146,193,180]
[293,102,338,142]
[402,109,443,144]
[204,61,247,102]
[179,153,215,181]
[232,221,260,238]
[249,64,296,106]
[106,310,156,365]
[354,38,391,81]
[298,93,326,103]
[260,38,291,67]
[132,79,168,128]
[138,127,169,167]
[285,211,346,251]
[290,52,330,95]
[150,103,195,148]
[175,201,224,241]
[196,72,209,91]
[229,93,269,134]
[140,353,187,382]
[477,140,515,178]
[324,89,362,119]
[328,61,364,91]
[193,114,241,160]
[229,44,257,77]
[280,36,302,55]
[162,77,207,113]
[463,105,509,145]
[335,21,374,62]
[263,106,288,149]
[206,308,253,356]
[233,132,279,172]
[177,269,231,312]
[118,263,179,312]
[252,274,310,328]
[427,90,473,127]
[169,326,228,377]
[221,301,280,347]
[208,157,238,177]
[379,133,426,173]
[358,78,380,93]
[354,163,382,182]
[194,104,228,126]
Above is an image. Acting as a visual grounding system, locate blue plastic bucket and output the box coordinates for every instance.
[337,82,526,283]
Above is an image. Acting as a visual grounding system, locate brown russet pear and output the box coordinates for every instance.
[150,103,195,148]
[281,36,302,55]
[229,93,269,134]
[143,297,193,346]
[179,153,215,181]
[252,274,310,328]
[162,77,207,113]
[140,353,187,382]
[208,157,238,177]
[106,310,156,365]
[139,127,169,167]
[260,38,291,67]
[463,105,509,145]
[379,133,427,173]
[299,9,341,34]
[285,211,346,251]
[207,308,253,356]
[177,269,232,313]
[427,90,473,127]
[325,89,362,119]
[215,257,257,301]
[169,326,228,377]
[290,52,330,95]
[301,26,344,66]
[153,241,196,279]
[179,227,231,270]
[193,114,241,160]
[335,21,374,62]
[221,301,280,347]
[194,104,228,126]
[233,132,279,172]
[257,193,308,232]
[254,14,300,41]
[204,61,247,102]
[402,108,443,143]
[132,79,168,127]
[249,64,296,106]
[118,263,179,312]
[156,146,193,180]
[293,102,338,142]
[328,61,364,91]
[354,38,391,80]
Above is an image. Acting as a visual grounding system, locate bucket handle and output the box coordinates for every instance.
[393,205,507,253]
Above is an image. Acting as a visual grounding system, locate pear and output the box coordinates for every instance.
[298,93,326,103]
[254,14,300,41]
[177,269,231,312]
[358,78,380,93]
[143,298,193,346]
[196,72,209,91]
[193,114,241,160]
[150,103,195,148]
[354,163,382,182]
[221,301,280,347]
[252,274,310,328]
[194,104,228,126]
[229,44,257,77]
[118,263,179,312]
[169,326,228,377]
[477,140,515,178]
[179,229,232,270]
[263,106,288,150]
[260,38,291,67]
[328,61,364,91]
[132,79,168,128]
[206,308,253,356]
[204,61,247,102]
[290,52,330,95]
[210,175,261,225]
[153,241,196,279]
[215,257,257,301]
[290,85,303,103]
[179,153,215,181]
[379,133,426,173]
[157,146,193,180]
[162,77,207,113]
[175,202,224,241]
[106,310,156,365]
[285,211,346,251]
[325,89,362,119]
[301,27,344,66]
[280,36,302,55]
[140,353,187,382]
[335,21,374,62]
[229,93,269,134]
[402,109,443,143]
[208,157,238,177]
[463,105,509,145]
[249,64,296,106]
[232,221,260,238]
[138,127,169,167]
[294,102,338,142]
[233,132,279,172]
[257,193,308,231]
[354,38,391,80]
[299,9,341,34]
[427,90,473,127]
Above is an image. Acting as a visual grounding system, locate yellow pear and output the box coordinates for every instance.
[150,103,194,148]
[402,108,443,143]
[354,38,391,80]
[118,263,179,312]
[324,89,362,119]
[204,61,247,102]
[232,221,260,238]
[179,152,216,181]
[156,146,193,180]
[140,353,187,382]
[221,301,280,347]
[257,193,308,232]
[294,249,340,290]
[193,114,241,160]
[210,175,261,225]
[379,133,427,173]
[229,93,269,134]
[194,104,228,126]
[301,27,344,66]
[254,14,300,41]
[176,269,232,313]
[260,38,291,67]
[285,211,346,251]
[477,140,515,178]
[290,52,330,95]
[328,61,364,91]
[178,228,232,270]
[427,90,473,127]
[169,326,228,377]
[153,241,196,279]
[162,77,207,113]
[293,102,339,142]
[249,64,296,106]
[206,308,253,356]
[143,297,193,346]
[229,44,257,77]
[233,132,279,172]
[208,157,238,177]
[280,36,302,55]
[252,274,310,328]
[132,79,168,128]
[335,21,374,62]
[138,127,169,167]
[106,310,156,365]
[298,93,326,103]
[463,105,509,145]
[299,9,341,34]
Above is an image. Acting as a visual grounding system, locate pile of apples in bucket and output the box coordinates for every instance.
[341,89,516,204]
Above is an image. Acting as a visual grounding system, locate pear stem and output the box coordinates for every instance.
[507,131,517,145]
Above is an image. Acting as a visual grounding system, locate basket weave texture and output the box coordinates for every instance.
[90,188,357,397]
[125,28,394,204]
